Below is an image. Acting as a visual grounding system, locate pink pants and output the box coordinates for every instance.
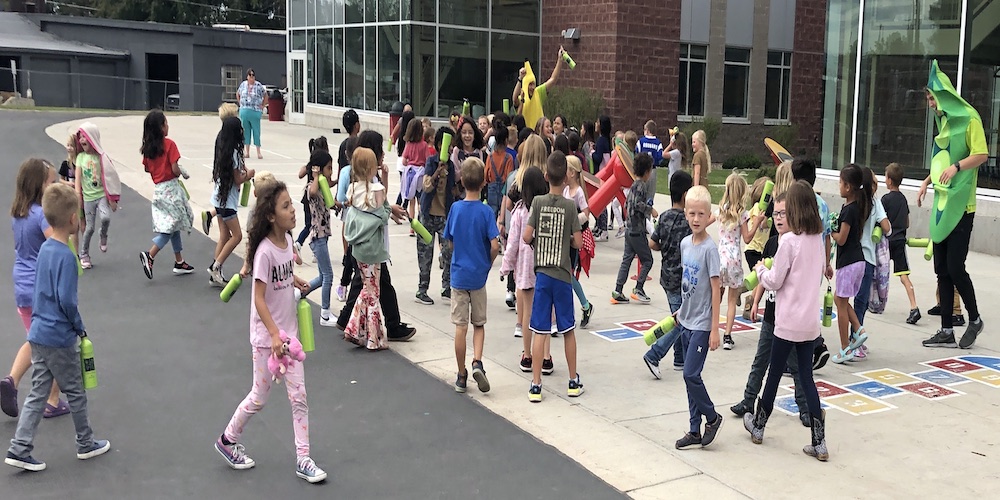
[224,346,310,457]
[17,306,31,333]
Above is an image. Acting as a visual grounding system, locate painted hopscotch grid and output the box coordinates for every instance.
[897,380,964,400]
[844,380,906,400]
[921,357,1000,389]
[618,320,658,334]
[958,355,1000,372]
[773,395,829,416]
[911,369,971,387]
[590,328,643,343]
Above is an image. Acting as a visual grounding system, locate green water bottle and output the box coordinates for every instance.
[67,238,83,276]
[872,226,883,243]
[643,316,676,346]
[823,286,834,328]
[503,98,510,114]
[240,181,251,207]
[220,274,243,303]
[411,216,433,244]
[743,258,773,290]
[462,99,470,117]
[80,333,97,390]
[297,299,315,352]
[318,175,335,209]
[562,51,576,70]
[757,180,775,211]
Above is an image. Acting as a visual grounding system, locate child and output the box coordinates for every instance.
[716,173,757,350]
[415,127,457,306]
[664,131,689,183]
[743,181,829,462]
[423,126,436,155]
[139,110,196,280]
[218,102,239,120]
[293,136,330,251]
[743,177,773,317]
[477,115,490,137]
[485,125,516,219]
[691,130,711,188]
[5,183,110,471]
[643,170,693,378]
[830,164,871,363]
[882,163,920,324]
[611,153,657,304]
[444,158,500,392]
[401,119,429,229]
[501,166,546,371]
[451,116,486,186]
[60,135,77,184]
[564,155,594,327]
[731,194,811,428]
[851,166,891,358]
[335,136,360,301]
[674,185,725,450]
[215,181,327,483]
[74,122,121,269]
[343,147,391,351]
[523,152,583,402]
[636,120,663,197]
[302,150,337,327]
[206,117,255,288]
[201,104,252,234]
[2,159,66,420]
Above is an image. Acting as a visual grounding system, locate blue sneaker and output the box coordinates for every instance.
[77,439,110,460]
[5,452,45,471]
[296,456,328,483]
[215,436,255,470]
[454,370,468,393]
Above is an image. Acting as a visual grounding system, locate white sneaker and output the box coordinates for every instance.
[513,324,523,337]
[209,266,226,288]
[320,315,337,327]
[296,456,327,483]
[615,227,626,239]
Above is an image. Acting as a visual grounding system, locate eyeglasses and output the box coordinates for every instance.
[773,210,787,218]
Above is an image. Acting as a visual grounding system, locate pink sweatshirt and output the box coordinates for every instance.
[499,202,535,290]
[757,232,826,343]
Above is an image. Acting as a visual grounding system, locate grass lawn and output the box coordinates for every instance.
[655,167,732,204]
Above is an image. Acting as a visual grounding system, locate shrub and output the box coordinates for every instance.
[546,87,605,130]
[681,117,721,145]
[770,123,799,153]
[757,165,777,181]
[722,153,762,171]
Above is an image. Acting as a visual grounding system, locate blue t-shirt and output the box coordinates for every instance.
[29,239,85,348]
[12,204,50,308]
[337,165,352,203]
[637,136,664,165]
[677,235,721,332]
[443,200,499,290]
[212,151,242,210]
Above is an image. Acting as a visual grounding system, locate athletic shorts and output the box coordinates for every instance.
[216,207,238,221]
[888,239,910,275]
[450,287,487,327]
[834,261,865,298]
[530,273,575,335]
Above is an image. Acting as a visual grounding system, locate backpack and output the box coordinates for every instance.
[486,151,513,216]
[868,236,891,314]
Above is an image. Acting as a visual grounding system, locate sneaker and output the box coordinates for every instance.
[675,432,702,450]
[730,400,753,416]
[580,303,594,328]
[215,437,255,470]
[320,315,338,328]
[723,335,735,350]
[471,360,490,393]
[528,383,543,402]
[513,324,523,338]
[541,357,554,375]
[80,254,92,269]
[610,291,630,304]
[336,285,347,302]
[201,211,213,235]
[0,375,18,417]
[813,342,830,370]
[959,319,984,349]
[454,370,468,393]
[387,323,418,341]
[922,329,957,348]
[139,251,153,279]
[568,375,584,397]
[643,354,661,380]
[906,308,921,325]
[615,227,626,239]
[99,235,108,253]
[505,291,516,309]
[173,261,195,275]
[850,347,866,361]
[441,288,451,300]
[414,291,434,305]
[519,353,532,373]
[831,348,855,364]
[5,452,45,471]
[77,439,110,459]
[595,230,609,242]
[927,305,941,316]
[208,266,226,286]
[673,363,684,371]
[631,288,651,304]
[409,229,416,237]
[953,314,966,327]
[296,456,328,483]
[701,415,724,448]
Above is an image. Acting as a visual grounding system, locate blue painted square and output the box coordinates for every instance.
[912,369,970,386]
[773,395,829,416]
[958,356,1000,372]
[591,328,642,342]
[845,380,904,399]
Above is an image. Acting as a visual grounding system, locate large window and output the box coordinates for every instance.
[723,47,750,118]
[344,27,364,108]
[317,29,334,105]
[378,25,401,111]
[365,26,377,109]
[440,0,489,28]
[379,0,400,21]
[678,43,707,117]
[765,51,791,121]
[491,32,539,113]
[410,24,436,116]
[438,28,488,117]
[221,65,242,102]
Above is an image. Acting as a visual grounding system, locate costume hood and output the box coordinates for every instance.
[77,122,121,202]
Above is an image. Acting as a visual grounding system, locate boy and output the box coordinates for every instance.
[416,128,458,306]
[523,151,583,402]
[643,170,693,378]
[6,184,110,472]
[789,158,832,370]
[444,158,500,393]
[636,120,663,198]
[674,185,724,450]
[882,163,920,324]
[730,194,811,427]
[612,153,658,304]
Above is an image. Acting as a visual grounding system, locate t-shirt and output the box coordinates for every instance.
[59,160,75,181]
[835,201,864,269]
[250,234,297,349]
[485,150,515,184]
[76,152,104,202]
[881,190,908,242]
[11,204,51,308]
[746,205,771,253]
[142,138,181,185]
[692,150,709,188]
[650,208,692,293]
[212,151,241,210]
[444,200,499,290]
[966,117,988,213]
[625,178,652,233]
[562,185,588,212]
[636,136,664,165]
[520,83,548,132]
[308,182,332,239]
[860,197,886,265]
[762,235,779,324]
[666,149,683,182]
[677,235,721,331]
[528,193,581,283]
[29,239,85,348]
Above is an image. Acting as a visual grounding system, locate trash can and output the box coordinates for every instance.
[267,90,285,121]
[389,101,404,135]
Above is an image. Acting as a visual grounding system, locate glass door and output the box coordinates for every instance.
[289,54,306,124]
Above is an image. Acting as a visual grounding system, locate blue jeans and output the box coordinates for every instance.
[307,237,333,310]
[645,290,684,367]
[680,326,718,434]
[151,231,182,253]
[741,320,807,410]
[854,261,875,326]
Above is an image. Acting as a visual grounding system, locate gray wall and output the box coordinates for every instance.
[25,55,71,107]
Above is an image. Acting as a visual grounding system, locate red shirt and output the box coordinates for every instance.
[142,137,181,184]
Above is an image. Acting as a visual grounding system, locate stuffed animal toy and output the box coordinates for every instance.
[267,330,307,382]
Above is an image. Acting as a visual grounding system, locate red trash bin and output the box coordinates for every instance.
[267,92,285,121]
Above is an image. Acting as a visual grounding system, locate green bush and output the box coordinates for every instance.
[546,87,605,130]
[681,117,721,145]
[722,153,763,171]
[769,123,799,153]
[757,166,777,181]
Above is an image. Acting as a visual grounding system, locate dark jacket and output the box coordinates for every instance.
[420,155,457,219]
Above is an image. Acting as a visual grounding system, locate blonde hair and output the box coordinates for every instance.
[514,134,548,191]
[624,130,639,152]
[566,155,582,174]
[351,147,378,208]
[253,170,277,192]
[774,160,793,199]
[685,185,712,208]
[42,183,79,229]
[719,173,748,227]
[65,134,79,166]
[692,130,712,174]
[749,176,770,205]
[219,102,238,120]
[461,157,486,191]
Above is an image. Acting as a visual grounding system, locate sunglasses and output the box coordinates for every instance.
[248,73,255,77]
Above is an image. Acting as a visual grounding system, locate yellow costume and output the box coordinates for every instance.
[519,61,547,129]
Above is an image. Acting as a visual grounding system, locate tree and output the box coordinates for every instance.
[59,0,286,30]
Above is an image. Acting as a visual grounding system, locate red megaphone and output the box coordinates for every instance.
[585,144,635,216]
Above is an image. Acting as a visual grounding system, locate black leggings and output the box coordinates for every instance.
[341,252,355,287]
[295,202,311,245]
[759,337,822,419]
[935,212,979,329]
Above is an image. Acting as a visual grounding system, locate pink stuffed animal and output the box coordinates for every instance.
[267,330,307,382]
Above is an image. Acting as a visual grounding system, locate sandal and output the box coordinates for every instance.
[43,399,70,418]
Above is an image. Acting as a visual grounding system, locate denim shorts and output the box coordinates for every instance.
[216,207,238,221]
[835,261,865,298]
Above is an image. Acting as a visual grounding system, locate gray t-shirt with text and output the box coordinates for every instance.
[528,193,581,283]
[677,235,721,331]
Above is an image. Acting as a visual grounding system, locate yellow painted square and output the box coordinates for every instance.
[857,369,920,386]
[963,369,1000,387]
[824,393,895,416]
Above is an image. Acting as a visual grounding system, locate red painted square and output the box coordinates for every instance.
[620,320,657,333]
[718,321,756,333]
[926,359,981,374]
[814,381,849,397]
[898,381,959,399]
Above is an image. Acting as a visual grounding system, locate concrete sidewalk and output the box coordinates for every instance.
[48,114,1000,499]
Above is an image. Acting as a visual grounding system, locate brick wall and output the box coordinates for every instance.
[790,0,827,158]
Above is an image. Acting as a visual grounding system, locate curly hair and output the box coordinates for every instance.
[245,180,287,271]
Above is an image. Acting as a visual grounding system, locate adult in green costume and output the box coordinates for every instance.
[917,60,988,349]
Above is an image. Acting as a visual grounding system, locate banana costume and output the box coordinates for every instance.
[519,61,547,130]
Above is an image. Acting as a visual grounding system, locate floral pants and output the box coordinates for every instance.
[344,263,387,350]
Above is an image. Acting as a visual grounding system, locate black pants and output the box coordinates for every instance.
[295,202,311,246]
[745,249,763,272]
[759,337,822,419]
[340,252,355,287]
[337,255,402,333]
[935,212,979,329]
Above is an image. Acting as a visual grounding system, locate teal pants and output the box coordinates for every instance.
[239,107,262,147]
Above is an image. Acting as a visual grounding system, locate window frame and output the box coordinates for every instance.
[722,46,751,122]
[221,64,243,103]
[764,50,792,124]
[677,43,707,121]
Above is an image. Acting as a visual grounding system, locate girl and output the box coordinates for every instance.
[851,166,891,359]
[717,173,756,350]
[1,159,67,419]
[215,181,326,483]
[393,111,415,207]
[534,117,553,155]
[138,110,196,279]
[830,164,872,363]
[552,114,567,137]
[302,150,338,327]
[500,165,546,373]
[691,129,712,188]
[591,116,613,239]
[477,115,491,137]
[335,136,360,302]
[208,117,255,288]
[74,122,121,269]
[581,120,597,174]
[665,131,689,184]
[294,136,330,251]
[450,116,486,187]
[564,155,595,328]
[745,177,773,271]
[343,147,391,351]
[744,181,829,462]
[401,119,429,231]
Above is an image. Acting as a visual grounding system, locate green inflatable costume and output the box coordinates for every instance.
[926,60,981,243]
